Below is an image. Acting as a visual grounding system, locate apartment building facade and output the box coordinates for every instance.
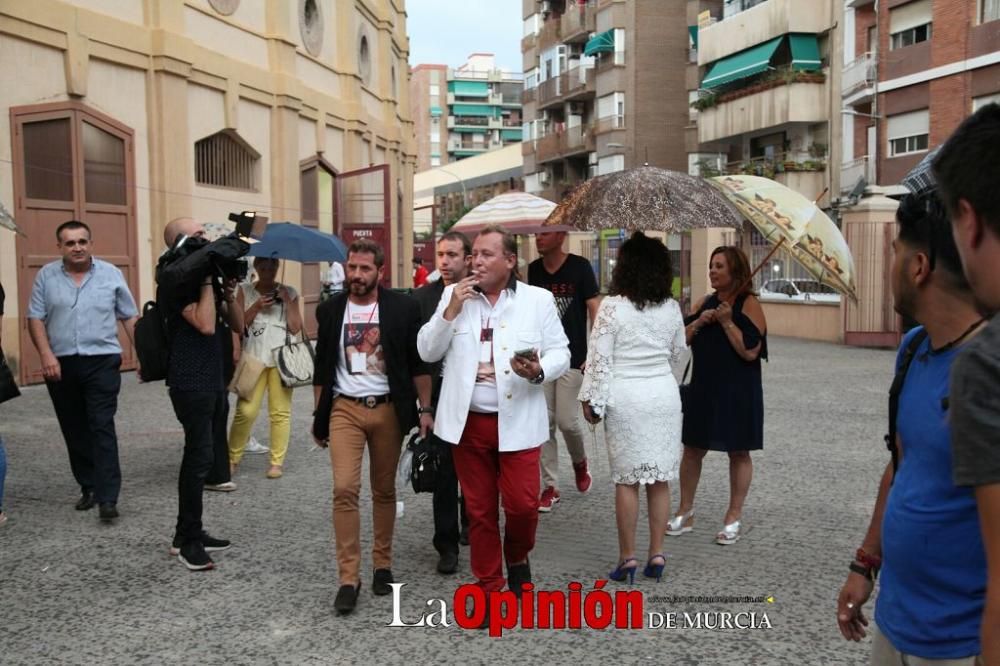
[409,54,523,172]
[1,0,416,383]
[840,0,1000,195]
[521,0,689,200]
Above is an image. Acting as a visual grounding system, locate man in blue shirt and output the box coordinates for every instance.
[836,192,988,663]
[28,220,138,523]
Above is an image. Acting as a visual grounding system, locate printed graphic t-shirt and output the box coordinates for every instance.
[528,254,599,369]
[334,300,389,397]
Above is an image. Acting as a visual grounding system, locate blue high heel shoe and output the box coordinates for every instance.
[608,557,638,583]
[643,554,666,582]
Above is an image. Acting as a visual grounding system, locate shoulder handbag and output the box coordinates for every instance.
[228,352,266,401]
[0,349,21,404]
[275,329,315,388]
[406,430,439,494]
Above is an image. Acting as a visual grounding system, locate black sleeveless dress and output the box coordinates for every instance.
[681,293,767,451]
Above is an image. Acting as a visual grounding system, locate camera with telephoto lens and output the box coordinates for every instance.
[156,211,255,306]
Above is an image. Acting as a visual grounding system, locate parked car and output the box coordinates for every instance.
[760,278,841,303]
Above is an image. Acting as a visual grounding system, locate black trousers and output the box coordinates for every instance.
[46,354,122,505]
[169,389,227,544]
[432,435,468,555]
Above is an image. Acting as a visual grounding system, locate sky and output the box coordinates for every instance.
[406,0,523,74]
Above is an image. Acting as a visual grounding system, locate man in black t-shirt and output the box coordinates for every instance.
[528,231,600,511]
[159,217,245,571]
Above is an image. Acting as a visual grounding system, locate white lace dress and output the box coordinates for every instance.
[578,296,687,485]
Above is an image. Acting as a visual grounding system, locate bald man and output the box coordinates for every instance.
[158,217,244,570]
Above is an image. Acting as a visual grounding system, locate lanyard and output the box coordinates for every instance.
[347,300,378,340]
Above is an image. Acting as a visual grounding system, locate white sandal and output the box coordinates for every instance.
[666,509,695,536]
[716,520,742,545]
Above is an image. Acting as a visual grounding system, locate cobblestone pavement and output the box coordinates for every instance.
[0,336,895,665]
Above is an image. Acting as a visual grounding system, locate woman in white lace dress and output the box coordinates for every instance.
[579,232,687,583]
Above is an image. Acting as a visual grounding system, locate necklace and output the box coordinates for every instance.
[925,318,987,357]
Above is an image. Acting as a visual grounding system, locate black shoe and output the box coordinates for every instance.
[507,559,531,593]
[437,551,459,575]
[169,532,232,556]
[372,568,394,596]
[75,492,96,511]
[98,503,119,523]
[459,525,470,546]
[177,541,215,571]
[334,582,361,614]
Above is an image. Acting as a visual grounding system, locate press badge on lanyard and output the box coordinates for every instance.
[480,327,493,363]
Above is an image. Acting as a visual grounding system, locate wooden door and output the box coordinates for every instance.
[11,102,138,384]
[337,164,390,287]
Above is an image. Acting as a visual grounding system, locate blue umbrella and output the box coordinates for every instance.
[247,222,348,263]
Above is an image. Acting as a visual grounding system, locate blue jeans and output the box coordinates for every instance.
[0,435,7,512]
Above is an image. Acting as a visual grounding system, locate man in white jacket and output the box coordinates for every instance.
[418,224,569,596]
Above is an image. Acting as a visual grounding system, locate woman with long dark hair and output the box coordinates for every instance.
[579,232,686,583]
[668,245,767,546]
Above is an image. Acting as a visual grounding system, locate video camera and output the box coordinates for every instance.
[156,211,265,307]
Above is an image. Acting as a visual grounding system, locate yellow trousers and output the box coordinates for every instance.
[228,367,293,467]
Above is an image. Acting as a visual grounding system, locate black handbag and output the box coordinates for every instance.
[0,349,21,404]
[407,431,439,494]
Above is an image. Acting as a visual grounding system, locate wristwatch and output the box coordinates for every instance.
[417,406,434,415]
[849,561,878,581]
[529,369,545,385]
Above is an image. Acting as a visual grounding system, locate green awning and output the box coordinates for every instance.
[701,36,783,89]
[584,29,615,57]
[448,80,489,96]
[450,103,494,116]
[429,106,442,117]
[689,26,698,49]
[789,33,822,71]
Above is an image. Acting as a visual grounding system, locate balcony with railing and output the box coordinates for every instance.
[521,32,537,52]
[560,1,597,43]
[536,76,562,109]
[595,49,626,72]
[450,115,489,128]
[842,52,876,104]
[698,0,833,65]
[840,156,873,194]
[696,69,829,143]
[535,124,597,164]
[595,114,625,134]
[538,16,563,51]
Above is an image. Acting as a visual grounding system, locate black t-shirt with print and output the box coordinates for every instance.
[528,253,599,369]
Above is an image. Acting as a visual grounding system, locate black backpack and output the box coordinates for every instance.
[886,329,929,476]
[134,300,171,382]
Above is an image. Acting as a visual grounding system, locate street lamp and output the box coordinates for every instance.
[434,166,467,233]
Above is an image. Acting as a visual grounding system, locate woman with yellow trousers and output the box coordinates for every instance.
[229,257,303,479]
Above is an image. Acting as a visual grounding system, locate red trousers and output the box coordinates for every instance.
[452,412,541,592]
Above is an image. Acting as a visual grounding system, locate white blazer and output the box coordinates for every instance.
[418,281,570,451]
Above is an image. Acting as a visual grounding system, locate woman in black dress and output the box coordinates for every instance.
[667,246,767,545]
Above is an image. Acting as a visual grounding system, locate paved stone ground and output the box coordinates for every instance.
[0,337,895,665]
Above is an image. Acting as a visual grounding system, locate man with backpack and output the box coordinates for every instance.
[158,217,245,570]
[835,191,988,663]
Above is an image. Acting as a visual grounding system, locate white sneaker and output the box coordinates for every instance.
[204,481,237,492]
[245,436,269,455]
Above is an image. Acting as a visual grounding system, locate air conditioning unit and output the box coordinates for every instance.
[568,101,585,115]
[540,1,552,15]
[539,171,552,185]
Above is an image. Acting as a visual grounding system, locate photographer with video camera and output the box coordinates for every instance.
[158,216,247,571]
